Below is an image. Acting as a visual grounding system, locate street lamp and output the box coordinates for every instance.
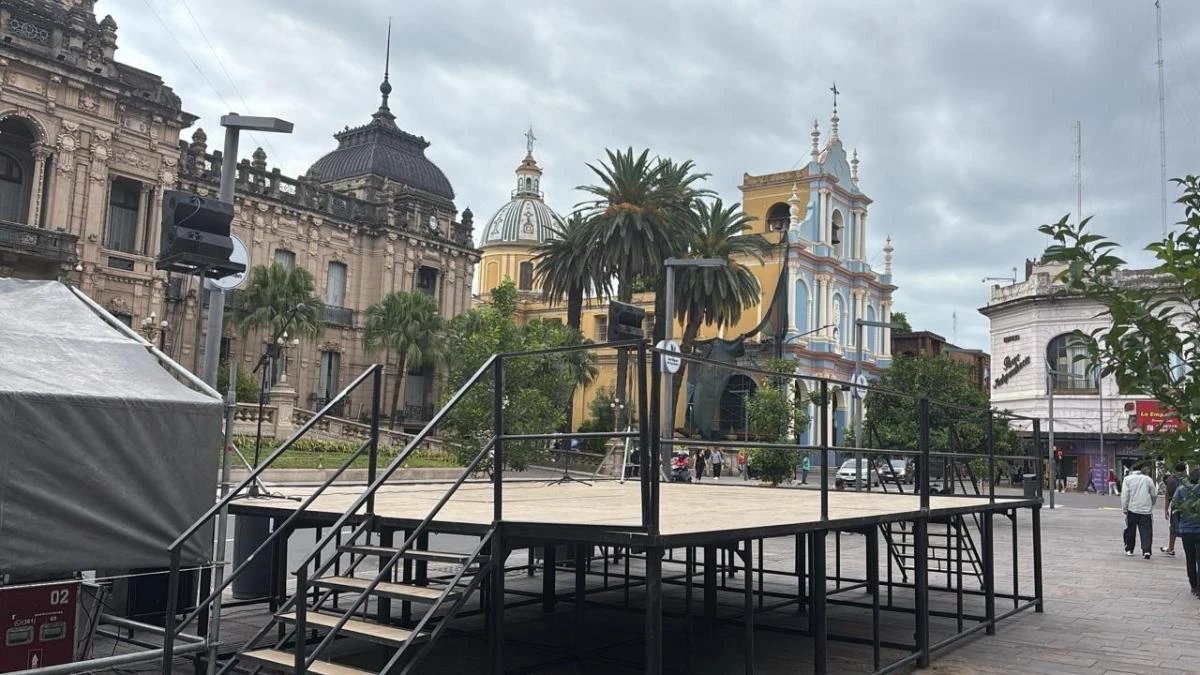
[140,312,169,351]
[662,257,726,473]
[200,113,294,389]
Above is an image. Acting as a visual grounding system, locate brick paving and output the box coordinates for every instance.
[94,491,1200,673]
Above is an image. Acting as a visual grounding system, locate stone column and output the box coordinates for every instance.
[820,190,830,243]
[786,261,799,332]
[137,182,151,254]
[858,212,868,260]
[882,301,892,356]
[269,383,297,437]
[29,146,51,227]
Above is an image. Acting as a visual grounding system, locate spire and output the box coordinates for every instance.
[851,148,859,182]
[787,182,802,225]
[829,82,840,141]
[515,127,543,198]
[883,235,894,275]
[810,119,820,161]
[374,19,395,123]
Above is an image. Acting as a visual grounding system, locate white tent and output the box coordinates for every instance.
[0,279,222,579]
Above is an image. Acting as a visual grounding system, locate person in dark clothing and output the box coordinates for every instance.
[694,450,707,481]
[1172,470,1200,597]
[1161,462,1187,556]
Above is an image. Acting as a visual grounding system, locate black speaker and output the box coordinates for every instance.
[607,300,646,341]
[155,190,244,278]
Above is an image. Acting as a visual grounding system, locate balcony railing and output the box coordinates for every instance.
[323,305,354,327]
[0,219,78,264]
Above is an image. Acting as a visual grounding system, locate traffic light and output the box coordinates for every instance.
[155,190,244,279]
[607,300,646,341]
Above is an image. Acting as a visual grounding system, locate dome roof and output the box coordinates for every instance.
[307,109,455,200]
[481,197,564,247]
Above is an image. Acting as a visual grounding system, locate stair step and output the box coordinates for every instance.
[279,611,421,648]
[240,648,374,675]
[312,575,456,603]
[343,545,478,565]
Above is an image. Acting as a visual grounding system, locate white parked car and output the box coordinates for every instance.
[836,459,878,487]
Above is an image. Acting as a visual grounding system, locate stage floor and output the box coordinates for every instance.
[232,480,1022,544]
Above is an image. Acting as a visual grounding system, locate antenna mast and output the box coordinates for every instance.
[1156,0,1168,235]
[1073,121,1082,226]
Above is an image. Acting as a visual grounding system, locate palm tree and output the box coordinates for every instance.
[577,148,709,419]
[533,212,610,333]
[363,291,446,429]
[231,263,324,338]
[670,199,772,429]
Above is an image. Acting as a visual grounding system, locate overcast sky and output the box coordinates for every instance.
[100,0,1200,350]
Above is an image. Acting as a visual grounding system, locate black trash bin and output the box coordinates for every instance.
[232,515,273,600]
[1022,474,1038,498]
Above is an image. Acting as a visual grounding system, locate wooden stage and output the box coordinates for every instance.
[231,480,1018,544]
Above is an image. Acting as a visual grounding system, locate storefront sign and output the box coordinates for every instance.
[993,353,1030,389]
[1133,400,1186,434]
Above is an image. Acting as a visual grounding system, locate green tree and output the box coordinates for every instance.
[362,290,446,429]
[441,280,597,472]
[533,212,610,333]
[670,198,771,428]
[216,359,260,403]
[577,148,709,422]
[1039,176,1200,466]
[864,354,1021,460]
[889,311,913,332]
[745,361,811,486]
[230,264,323,338]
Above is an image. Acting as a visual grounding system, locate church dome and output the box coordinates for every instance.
[307,78,455,200]
[480,132,564,247]
[481,196,564,247]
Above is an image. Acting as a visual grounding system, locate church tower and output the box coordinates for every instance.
[477,128,565,297]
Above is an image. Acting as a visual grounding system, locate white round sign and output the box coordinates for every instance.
[852,373,869,399]
[204,234,250,291]
[656,339,682,374]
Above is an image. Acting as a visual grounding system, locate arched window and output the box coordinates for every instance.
[1047,333,1098,393]
[518,261,534,291]
[866,305,877,352]
[766,202,790,231]
[0,151,24,222]
[793,280,809,333]
[831,209,844,257]
[832,293,846,348]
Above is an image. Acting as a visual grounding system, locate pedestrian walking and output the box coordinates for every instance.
[1161,462,1188,556]
[801,455,811,485]
[737,451,747,480]
[1122,464,1157,558]
[1108,468,1119,497]
[1171,470,1200,597]
[695,450,707,482]
[710,448,724,480]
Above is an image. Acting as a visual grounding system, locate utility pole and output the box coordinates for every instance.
[1156,0,1168,235]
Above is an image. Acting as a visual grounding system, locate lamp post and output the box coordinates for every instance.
[662,257,726,473]
[140,312,169,351]
[1045,363,1057,510]
[200,113,293,389]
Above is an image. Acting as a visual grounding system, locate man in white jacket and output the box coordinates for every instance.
[1122,465,1158,559]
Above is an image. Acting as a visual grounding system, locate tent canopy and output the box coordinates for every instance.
[0,279,222,579]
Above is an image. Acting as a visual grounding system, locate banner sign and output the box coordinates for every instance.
[1134,400,1186,434]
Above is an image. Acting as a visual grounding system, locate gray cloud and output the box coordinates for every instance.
[99,0,1200,349]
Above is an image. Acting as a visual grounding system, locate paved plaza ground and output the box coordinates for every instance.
[100,483,1200,673]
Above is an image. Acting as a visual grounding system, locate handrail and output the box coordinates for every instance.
[285,355,498,578]
[161,363,383,672]
[391,528,497,674]
[175,439,371,631]
[302,437,495,666]
[169,364,381,550]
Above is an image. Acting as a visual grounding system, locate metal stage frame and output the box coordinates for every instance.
[157,340,1045,675]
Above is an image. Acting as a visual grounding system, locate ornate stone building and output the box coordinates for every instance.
[0,0,478,424]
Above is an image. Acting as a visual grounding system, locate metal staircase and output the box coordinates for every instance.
[160,354,508,675]
[881,515,984,588]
